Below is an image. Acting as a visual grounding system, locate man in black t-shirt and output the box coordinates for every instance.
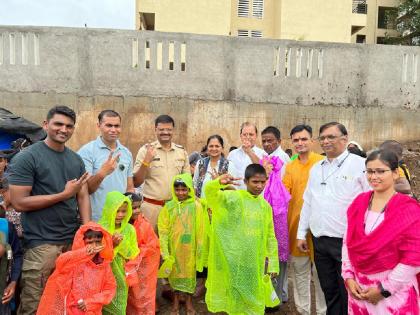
[8,106,91,315]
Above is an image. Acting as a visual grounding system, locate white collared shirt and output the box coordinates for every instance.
[297,150,370,239]
[228,145,265,190]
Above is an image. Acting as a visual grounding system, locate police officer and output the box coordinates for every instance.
[133,114,189,229]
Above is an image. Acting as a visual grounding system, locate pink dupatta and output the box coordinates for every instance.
[346,191,420,286]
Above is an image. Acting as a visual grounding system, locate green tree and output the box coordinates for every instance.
[385,0,419,45]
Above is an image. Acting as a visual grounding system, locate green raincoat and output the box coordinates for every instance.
[204,179,279,315]
[99,191,139,315]
[157,173,209,293]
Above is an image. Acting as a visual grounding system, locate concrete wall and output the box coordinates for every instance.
[0,26,419,154]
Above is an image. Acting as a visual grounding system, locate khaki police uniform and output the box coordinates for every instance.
[134,140,189,228]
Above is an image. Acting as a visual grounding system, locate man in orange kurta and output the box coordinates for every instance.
[37,222,116,315]
[282,125,326,315]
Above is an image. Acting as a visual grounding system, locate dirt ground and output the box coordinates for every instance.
[158,271,316,315]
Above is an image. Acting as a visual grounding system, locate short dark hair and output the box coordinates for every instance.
[206,135,224,148]
[261,126,281,140]
[155,115,175,127]
[366,149,399,170]
[379,140,403,160]
[229,146,238,152]
[290,124,313,137]
[244,163,267,180]
[124,192,142,202]
[98,110,121,123]
[47,106,76,124]
[240,122,257,135]
[319,122,347,136]
[83,229,103,240]
[348,146,367,158]
[173,178,188,188]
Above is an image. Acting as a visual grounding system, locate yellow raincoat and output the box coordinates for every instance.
[204,178,279,315]
[157,173,209,293]
[99,191,139,315]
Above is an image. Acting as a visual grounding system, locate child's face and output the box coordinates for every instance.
[84,236,103,247]
[115,203,128,226]
[174,185,189,201]
[245,174,267,196]
[131,201,142,221]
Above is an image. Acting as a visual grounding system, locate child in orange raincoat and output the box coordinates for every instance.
[125,192,161,315]
[37,222,116,315]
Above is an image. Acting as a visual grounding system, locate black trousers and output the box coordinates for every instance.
[313,236,348,315]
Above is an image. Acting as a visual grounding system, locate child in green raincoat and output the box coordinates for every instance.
[99,191,140,315]
[204,164,279,315]
[158,173,209,315]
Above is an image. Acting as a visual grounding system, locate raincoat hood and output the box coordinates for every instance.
[99,191,133,234]
[72,222,114,262]
[171,173,195,203]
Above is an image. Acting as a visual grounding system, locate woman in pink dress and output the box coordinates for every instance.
[342,149,420,314]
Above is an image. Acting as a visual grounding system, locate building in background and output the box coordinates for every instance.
[135,0,400,44]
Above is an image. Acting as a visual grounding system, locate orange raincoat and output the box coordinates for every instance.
[37,222,116,315]
[126,214,161,315]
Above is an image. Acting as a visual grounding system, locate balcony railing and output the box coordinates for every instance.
[352,0,367,14]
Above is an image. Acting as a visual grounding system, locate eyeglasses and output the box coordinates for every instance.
[364,169,392,176]
[318,134,344,142]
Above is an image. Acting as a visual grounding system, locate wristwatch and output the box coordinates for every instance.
[378,282,391,298]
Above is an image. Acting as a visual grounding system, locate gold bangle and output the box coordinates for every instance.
[141,160,150,167]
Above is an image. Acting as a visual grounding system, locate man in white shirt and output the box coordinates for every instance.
[260,125,290,305]
[228,122,265,190]
[261,126,291,166]
[297,122,370,315]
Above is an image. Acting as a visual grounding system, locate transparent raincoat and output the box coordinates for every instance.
[99,191,139,315]
[126,213,161,315]
[157,173,209,293]
[204,179,279,315]
[36,222,116,315]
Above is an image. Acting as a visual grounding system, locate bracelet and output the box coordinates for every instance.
[141,160,150,167]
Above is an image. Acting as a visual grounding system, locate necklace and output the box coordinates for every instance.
[364,192,395,233]
[320,153,350,185]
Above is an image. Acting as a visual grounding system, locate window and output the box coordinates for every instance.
[238,0,249,17]
[238,29,249,37]
[356,35,366,43]
[252,0,264,18]
[377,7,397,29]
[251,30,263,38]
[139,12,155,30]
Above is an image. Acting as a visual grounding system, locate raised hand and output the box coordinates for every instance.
[86,244,105,255]
[112,233,124,247]
[100,151,121,176]
[63,172,90,198]
[144,143,156,164]
[218,173,242,186]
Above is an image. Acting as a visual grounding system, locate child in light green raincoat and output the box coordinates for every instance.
[158,173,209,315]
[204,164,279,315]
[99,191,139,315]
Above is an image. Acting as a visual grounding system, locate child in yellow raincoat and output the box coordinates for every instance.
[158,173,209,315]
[99,191,139,315]
[204,164,279,315]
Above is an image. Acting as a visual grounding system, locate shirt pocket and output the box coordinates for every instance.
[175,158,185,173]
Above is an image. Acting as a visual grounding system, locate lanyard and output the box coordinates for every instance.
[320,153,350,185]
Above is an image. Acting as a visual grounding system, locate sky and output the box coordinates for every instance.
[0,0,135,30]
